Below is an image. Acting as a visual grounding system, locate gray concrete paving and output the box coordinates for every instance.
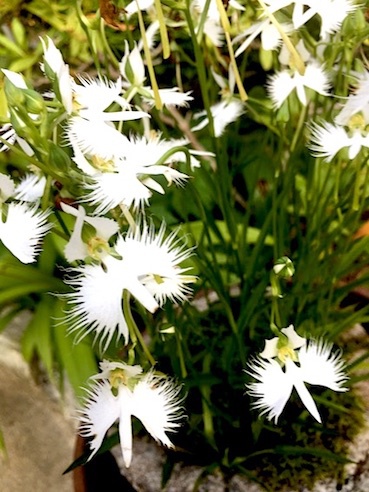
[0,317,75,492]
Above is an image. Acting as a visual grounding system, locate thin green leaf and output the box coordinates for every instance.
[53,299,98,398]
[21,294,55,377]
[63,431,120,474]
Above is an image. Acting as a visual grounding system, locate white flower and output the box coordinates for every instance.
[192,99,245,137]
[40,36,73,114]
[119,42,193,108]
[335,71,369,126]
[124,0,155,18]
[265,0,356,38]
[0,203,51,264]
[61,203,119,262]
[72,132,192,214]
[72,75,146,122]
[309,121,369,161]
[142,87,193,108]
[79,362,183,468]
[67,116,131,162]
[0,173,51,263]
[2,69,28,89]
[278,39,311,67]
[315,0,356,39]
[0,123,16,152]
[247,325,348,423]
[64,222,195,349]
[14,174,46,202]
[120,42,146,87]
[234,19,293,57]
[267,62,330,108]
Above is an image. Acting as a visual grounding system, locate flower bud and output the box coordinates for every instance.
[273,256,295,278]
[119,42,146,87]
[24,89,46,114]
[4,79,25,107]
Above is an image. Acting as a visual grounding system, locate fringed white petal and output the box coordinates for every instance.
[142,88,193,108]
[247,358,294,423]
[115,222,195,306]
[72,75,122,113]
[131,372,183,448]
[298,340,349,392]
[64,258,129,349]
[0,203,51,264]
[267,71,296,109]
[79,381,121,459]
[84,169,152,214]
[67,117,129,161]
[14,174,46,202]
[309,122,351,161]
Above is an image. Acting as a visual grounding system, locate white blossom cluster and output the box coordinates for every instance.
[0,0,358,469]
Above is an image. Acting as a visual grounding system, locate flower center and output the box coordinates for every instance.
[277,345,297,364]
[87,236,110,260]
[109,368,128,388]
[90,154,116,172]
[153,273,165,285]
[348,113,367,133]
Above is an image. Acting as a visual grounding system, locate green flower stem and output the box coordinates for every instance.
[41,174,52,212]
[200,353,216,449]
[270,274,283,331]
[257,0,305,75]
[214,0,247,101]
[184,2,215,139]
[196,0,212,43]
[136,2,162,110]
[188,181,246,364]
[0,136,66,184]
[99,18,120,69]
[123,290,156,366]
[119,204,137,231]
[175,328,188,379]
[352,155,364,211]
[153,145,192,167]
[75,1,102,75]
[53,209,71,240]
[290,104,307,153]
[154,0,170,59]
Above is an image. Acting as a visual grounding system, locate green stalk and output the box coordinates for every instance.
[75,1,102,75]
[41,173,52,212]
[123,290,155,366]
[196,0,212,43]
[200,353,216,449]
[352,155,363,211]
[214,0,247,101]
[99,18,120,69]
[290,104,307,153]
[136,3,162,110]
[257,0,305,75]
[154,0,170,59]
[270,275,282,330]
[184,3,214,138]
[0,136,65,183]
[175,328,188,379]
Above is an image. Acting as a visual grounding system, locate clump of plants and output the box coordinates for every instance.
[1,0,369,489]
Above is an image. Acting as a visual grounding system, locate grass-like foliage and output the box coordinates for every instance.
[1,0,369,489]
